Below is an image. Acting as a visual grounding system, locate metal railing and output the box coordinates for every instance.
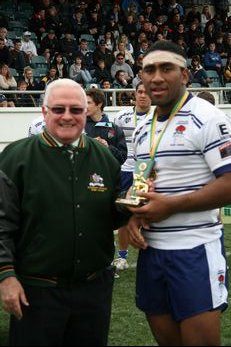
[1,87,231,106]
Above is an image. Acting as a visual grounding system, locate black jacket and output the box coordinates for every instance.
[85,114,127,165]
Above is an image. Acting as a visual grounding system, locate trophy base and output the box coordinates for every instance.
[115,197,145,207]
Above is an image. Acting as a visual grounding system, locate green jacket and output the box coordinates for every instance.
[0,132,124,287]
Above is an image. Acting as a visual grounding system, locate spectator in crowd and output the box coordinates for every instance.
[39,65,59,90]
[185,4,201,27]
[134,39,149,60]
[122,14,138,45]
[167,0,184,18]
[188,54,211,87]
[201,4,212,31]
[93,59,112,85]
[9,39,28,76]
[204,22,217,45]
[204,41,223,85]
[40,29,60,57]
[114,40,135,67]
[223,54,231,83]
[113,81,152,272]
[104,14,121,42]
[69,55,92,86]
[21,31,38,64]
[28,8,46,43]
[118,33,134,55]
[111,53,134,82]
[14,80,37,107]
[87,8,101,43]
[0,37,11,66]
[100,79,113,106]
[92,39,115,71]
[59,30,79,64]
[0,63,17,91]
[45,4,65,39]
[0,27,14,50]
[0,93,14,107]
[112,69,134,106]
[70,9,89,41]
[21,66,41,93]
[187,34,208,59]
[76,38,93,70]
[215,33,228,58]
[85,88,127,166]
[51,52,68,78]
[103,30,116,52]
[0,78,126,346]
[132,66,142,88]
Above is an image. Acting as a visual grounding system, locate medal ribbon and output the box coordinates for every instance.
[150,91,189,159]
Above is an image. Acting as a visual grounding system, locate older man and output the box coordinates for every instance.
[0,79,126,346]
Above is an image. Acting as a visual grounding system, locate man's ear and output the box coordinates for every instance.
[182,68,190,86]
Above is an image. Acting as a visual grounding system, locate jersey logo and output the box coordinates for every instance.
[171,125,186,146]
[219,142,231,159]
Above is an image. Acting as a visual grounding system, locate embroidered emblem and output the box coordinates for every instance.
[171,124,186,146]
[88,173,107,192]
[108,129,115,139]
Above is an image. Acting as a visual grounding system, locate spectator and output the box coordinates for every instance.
[92,39,115,70]
[201,4,212,31]
[223,55,231,83]
[188,55,211,87]
[70,10,88,42]
[104,15,121,42]
[0,93,14,107]
[132,66,142,88]
[28,8,46,43]
[76,38,93,70]
[21,66,41,93]
[0,27,13,50]
[59,31,79,64]
[40,29,60,57]
[51,52,68,78]
[0,37,11,66]
[185,4,201,27]
[0,63,17,91]
[93,59,112,85]
[103,30,116,52]
[118,33,134,55]
[114,41,135,66]
[112,69,134,106]
[85,88,127,165]
[167,0,184,18]
[69,55,92,86]
[14,80,37,107]
[87,8,101,42]
[100,79,113,106]
[187,34,207,60]
[110,53,134,82]
[204,41,223,85]
[45,4,65,39]
[9,39,28,76]
[39,65,59,90]
[122,15,138,44]
[21,31,38,64]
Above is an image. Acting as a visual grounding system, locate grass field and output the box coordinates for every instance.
[0,225,231,346]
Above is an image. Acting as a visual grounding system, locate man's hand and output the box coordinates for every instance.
[0,277,29,320]
[125,216,148,249]
[94,136,109,147]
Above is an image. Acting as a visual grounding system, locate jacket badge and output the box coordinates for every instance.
[88,173,107,192]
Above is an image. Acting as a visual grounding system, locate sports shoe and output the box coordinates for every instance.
[113,257,129,270]
[114,272,120,279]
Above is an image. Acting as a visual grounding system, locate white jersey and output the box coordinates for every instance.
[114,106,154,172]
[133,94,231,250]
[28,115,45,136]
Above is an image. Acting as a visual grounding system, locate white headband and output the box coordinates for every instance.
[143,50,187,69]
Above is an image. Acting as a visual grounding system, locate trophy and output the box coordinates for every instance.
[116,159,156,207]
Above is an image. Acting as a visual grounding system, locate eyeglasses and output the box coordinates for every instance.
[46,106,85,115]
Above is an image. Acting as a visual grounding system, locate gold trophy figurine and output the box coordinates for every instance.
[116,159,156,207]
